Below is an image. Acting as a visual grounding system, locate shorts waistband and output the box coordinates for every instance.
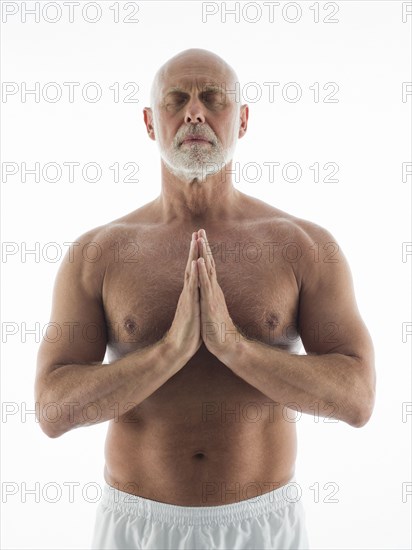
[100,476,301,526]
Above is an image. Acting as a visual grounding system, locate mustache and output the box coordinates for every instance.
[177,126,215,145]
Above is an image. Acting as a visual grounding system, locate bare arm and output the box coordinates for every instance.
[35,230,201,438]
[216,224,376,427]
[36,338,184,438]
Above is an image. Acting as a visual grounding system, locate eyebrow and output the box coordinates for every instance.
[164,84,227,96]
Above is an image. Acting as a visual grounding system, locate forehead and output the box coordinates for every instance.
[159,57,236,96]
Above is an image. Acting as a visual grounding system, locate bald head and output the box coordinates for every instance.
[149,48,239,111]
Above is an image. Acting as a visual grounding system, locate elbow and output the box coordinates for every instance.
[35,397,67,438]
[38,411,67,438]
[350,393,376,428]
[39,420,66,439]
[349,359,376,428]
[351,409,372,428]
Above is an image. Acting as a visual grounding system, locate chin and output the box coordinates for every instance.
[162,158,216,182]
[176,170,209,184]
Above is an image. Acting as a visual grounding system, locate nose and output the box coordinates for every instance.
[184,96,206,124]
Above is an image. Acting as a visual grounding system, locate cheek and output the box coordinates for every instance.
[155,119,179,145]
[163,117,181,138]
[218,119,237,144]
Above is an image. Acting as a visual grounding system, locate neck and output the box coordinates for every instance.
[154,160,243,224]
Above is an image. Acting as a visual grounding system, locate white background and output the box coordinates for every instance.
[1,1,411,548]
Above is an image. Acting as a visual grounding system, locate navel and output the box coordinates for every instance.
[192,451,206,460]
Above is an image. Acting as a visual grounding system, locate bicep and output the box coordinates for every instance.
[297,232,374,365]
[35,237,108,399]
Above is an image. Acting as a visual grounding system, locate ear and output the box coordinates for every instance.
[238,104,249,139]
[143,107,156,141]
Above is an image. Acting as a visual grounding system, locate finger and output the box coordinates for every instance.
[199,237,214,279]
[197,257,210,289]
[193,261,201,297]
[191,232,199,261]
[185,235,198,278]
[189,259,199,293]
[199,229,215,269]
[184,239,195,278]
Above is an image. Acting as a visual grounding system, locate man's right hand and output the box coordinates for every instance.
[163,232,202,361]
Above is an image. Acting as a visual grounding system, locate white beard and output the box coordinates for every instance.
[154,118,238,183]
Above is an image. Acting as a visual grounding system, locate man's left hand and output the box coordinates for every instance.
[196,228,243,360]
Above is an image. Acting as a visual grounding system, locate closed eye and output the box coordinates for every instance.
[166,92,224,107]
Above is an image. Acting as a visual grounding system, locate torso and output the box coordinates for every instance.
[96,196,305,505]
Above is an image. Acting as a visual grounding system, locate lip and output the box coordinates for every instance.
[181,137,211,144]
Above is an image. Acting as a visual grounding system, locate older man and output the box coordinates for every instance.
[35,48,375,549]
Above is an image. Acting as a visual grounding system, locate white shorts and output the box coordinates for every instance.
[90,477,310,549]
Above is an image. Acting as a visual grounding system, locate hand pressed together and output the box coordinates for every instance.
[164,228,242,363]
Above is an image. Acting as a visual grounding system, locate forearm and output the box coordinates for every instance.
[38,338,185,437]
[220,338,367,426]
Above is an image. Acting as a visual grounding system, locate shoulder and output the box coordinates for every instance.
[240,194,342,262]
[70,209,148,256]
[259,209,347,289]
[241,193,336,243]
[247,196,337,245]
[286,216,351,293]
[286,215,339,249]
[58,218,143,298]
[66,221,127,259]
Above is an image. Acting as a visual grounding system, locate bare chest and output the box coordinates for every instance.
[102,232,301,358]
